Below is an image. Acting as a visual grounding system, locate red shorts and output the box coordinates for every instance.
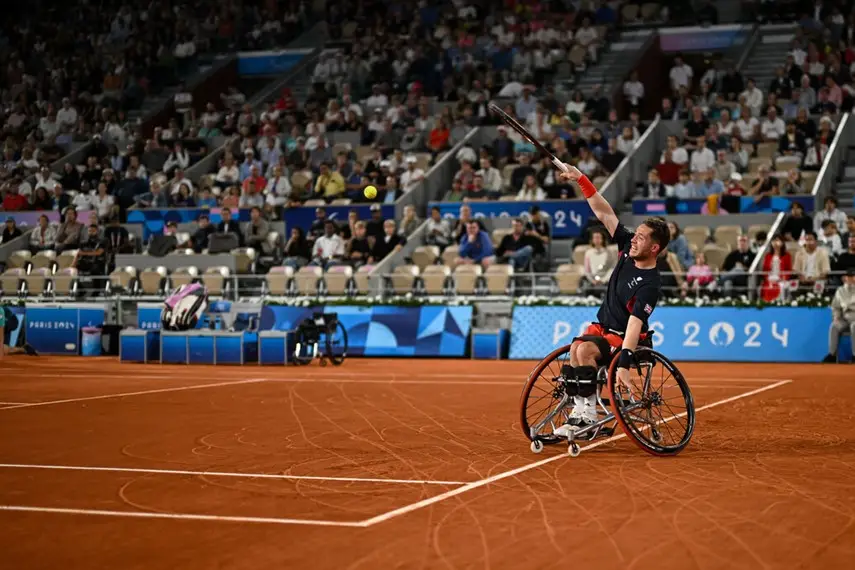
[574,323,624,351]
[572,323,651,362]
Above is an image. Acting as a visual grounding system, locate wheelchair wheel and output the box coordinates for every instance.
[519,343,575,446]
[606,348,695,456]
[293,328,315,366]
[324,321,348,366]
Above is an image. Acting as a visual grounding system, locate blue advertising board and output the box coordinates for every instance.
[237,49,311,76]
[430,200,590,238]
[659,25,748,52]
[261,304,474,357]
[509,306,831,363]
[126,208,253,240]
[0,211,62,228]
[283,205,395,234]
[632,195,815,216]
[2,305,26,347]
[25,303,107,355]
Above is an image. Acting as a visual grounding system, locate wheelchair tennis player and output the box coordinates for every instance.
[552,164,670,437]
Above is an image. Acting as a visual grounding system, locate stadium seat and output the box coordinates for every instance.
[7,250,32,270]
[324,265,353,295]
[30,250,57,272]
[390,264,419,294]
[206,232,240,255]
[109,266,138,293]
[747,224,771,241]
[501,164,516,189]
[231,247,257,274]
[713,225,742,250]
[353,264,374,295]
[295,265,322,295]
[484,264,513,295]
[331,198,352,205]
[139,267,168,295]
[303,199,326,207]
[683,226,710,251]
[0,267,25,295]
[776,155,801,170]
[491,228,513,248]
[748,157,772,174]
[332,142,351,157]
[52,268,78,297]
[202,266,231,296]
[555,264,583,294]
[265,266,294,296]
[291,172,311,193]
[640,2,660,20]
[265,232,282,254]
[607,244,619,257]
[702,244,729,271]
[622,3,640,21]
[665,252,685,286]
[170,266,199,288]
[175,232,191,246]
[56,249,78,270]
[355,145,374,163]
[454,264,482,295]
[498,195,517,202]
[441,244,460,266]
[411,245,440,271]
[572,245,589,266]
[422,265,451,295]
[756,143,777,159]
[568,44,587,66]
[801,171,818,191]
[24,267,51,296]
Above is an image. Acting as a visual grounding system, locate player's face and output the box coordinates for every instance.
[630,225,658,261]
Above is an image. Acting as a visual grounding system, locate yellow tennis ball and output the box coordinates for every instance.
[364,185,377,199]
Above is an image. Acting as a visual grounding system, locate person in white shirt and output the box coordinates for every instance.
[518,175,546,201]
[669,56,694,93]
[215,155,240,189]
[365,85,389,109]
[616,126,638,155]
[367,109,385,134]
[341,94,362,118]
[574,17,600,61]
[790,41,807,67]
[813,196,849,235]
[660,135,688,165]
[311,220,345,268]
[399,157,425,194]
[91,182,115,221]
[34,166,55,191]
[163,142,190,175]
[740,78,764,117]
[264,165,292,205]
[717,109,736,137]
[760,107,786,141]
[689,136,715,173]
[623,70,645,109]
[476,157,502,194]
[71,189,92,211]
[56,98,78,128]
[735,104,759,143]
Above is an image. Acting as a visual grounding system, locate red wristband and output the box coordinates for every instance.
[578,175,597,199]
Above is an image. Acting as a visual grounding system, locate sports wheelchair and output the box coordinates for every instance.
[293,312,348,366]
[519,341,695,458]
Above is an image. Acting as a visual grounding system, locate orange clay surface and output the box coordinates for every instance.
[0,357,853,569]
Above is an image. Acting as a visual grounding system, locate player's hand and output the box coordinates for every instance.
[557,163,582,182]
[616,367,633,393]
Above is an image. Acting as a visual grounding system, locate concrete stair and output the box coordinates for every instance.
[572,29,655,97]
[741,24,797,90]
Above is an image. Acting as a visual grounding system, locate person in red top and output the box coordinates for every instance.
[1,183,28,211]
[724,172,746,195]
[760,234,793,301]
[275,88,297,112]
[428,118,451,152]
[241,165,266,194]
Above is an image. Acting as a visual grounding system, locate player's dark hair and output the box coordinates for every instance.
[643,216,670,256]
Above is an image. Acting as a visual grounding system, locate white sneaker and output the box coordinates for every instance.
[553,395,598,437]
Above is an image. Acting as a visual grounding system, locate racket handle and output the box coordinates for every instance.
[552,158,569,172]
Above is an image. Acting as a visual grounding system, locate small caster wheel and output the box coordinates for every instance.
[319,358,328,367]
[650,429,662,443]
[568,443,581,458]
[530,439,544,454]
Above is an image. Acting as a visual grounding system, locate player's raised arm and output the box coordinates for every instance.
[557,164,619,237]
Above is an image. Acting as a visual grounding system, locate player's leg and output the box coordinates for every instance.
[555,340,604,436]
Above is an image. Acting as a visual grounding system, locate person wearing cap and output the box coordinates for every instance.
[400,156,425,194]
[239,149,263,182]
[823,268,855,363]
[366,204,385,239]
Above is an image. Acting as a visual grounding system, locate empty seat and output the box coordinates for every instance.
[498,195,517,202]
[422,265,451,295]
[295,265,322,295]
[231,247,257,274]
[30,250,57,271]
[484,264,513,295]
[555,264,584,294]
[713,225,742,250]
[411,245,439,271]
[265,231,281,254]
[56,249,79,270]
[302,199,326,207]
[748,157,772,173]
[330,198,352,205]
[202,266,231,296]
[170,266,199,288]
[109,266,138,292]
[572,245,589,266]
[52,267,78,297]
[390,264,419,294]
[324,265,353,295]
[139,267,168,295]
[266,266,294,296]
[7,250,32,269]
[24,267,51,295]
[353,264,375,295]
[747,224,771,241]
[491,228,513,248]
[1,267,25,294]
[682,226,710,251]
[441,244,460,266]
[756,142,777,159]
[454,264,482,295]
[702,244,729,271]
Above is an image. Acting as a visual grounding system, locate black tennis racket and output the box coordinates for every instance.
[488,102,569,173]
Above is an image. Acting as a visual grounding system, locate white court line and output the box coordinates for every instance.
[0,378,268,410]
[0,506,363,527]
[357,379,793,528]
[0,464,465,486]
[0,402,28,405]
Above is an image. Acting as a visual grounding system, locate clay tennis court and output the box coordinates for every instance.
[0,357,852,569]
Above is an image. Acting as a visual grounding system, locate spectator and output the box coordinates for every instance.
[669,55,694,94]
[714,150,737,182]
[369,220,406,263]
[667,221,694,269]
[623,70,645,110]
[760,235,793,301]
[244,207,271,254]
[780,169,805,194]
[425,207,451,250]
[720,235,753,294]
[661,135,689,166]
[820,220,845,258]
[29,215,57,252]
[682,252,716,296]
[427,119,451,153]
[2,184,28,212]
[615,126,638,155]
[1,218,22,244]
[823,268,855,363]
[525,206,551,256]
[282,228,311,271]
[400,157,426,194]
[135,180,170,209]
[399,205,420,238]
[581,228,614,294]
[684,107,709,147]
[457,221,494,268]
[689,137,715,173]
[760,107,786,141]
[642,168,666,198]
[345,222,371,268]
[191,215,215,253]
[366,204,386,240]
[517,175,546,201]
[163,143,190,176]
[794,231,831,293]
[72,225,108,276]
[836,237,855,273]
[576,147,601,178]
[748,164,779,198]
[218,208,243,246]
[50,183,72,214]
[493,218,534,272]
[55,209,84,253]
[91,183,116,222]
[314,163,345,201]
[814,196,848,235]
[311,220,345,268]
[842,216,855,244]
[727,137,750,173]
[741,78,764,117]
[782,201,813,241]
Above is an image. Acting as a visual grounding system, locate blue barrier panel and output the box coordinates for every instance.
[510,306,832,362]
[161,332,189,364]
[237,49,310,75]
[632,195,815,215]
[3,305,26,348]
[26,304,107,355]
[283,205,395,235]
[188,334,215,364]
[429,200,589,238]
[126,208,253,241]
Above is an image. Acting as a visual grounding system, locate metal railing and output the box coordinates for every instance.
[811,112,854,208]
